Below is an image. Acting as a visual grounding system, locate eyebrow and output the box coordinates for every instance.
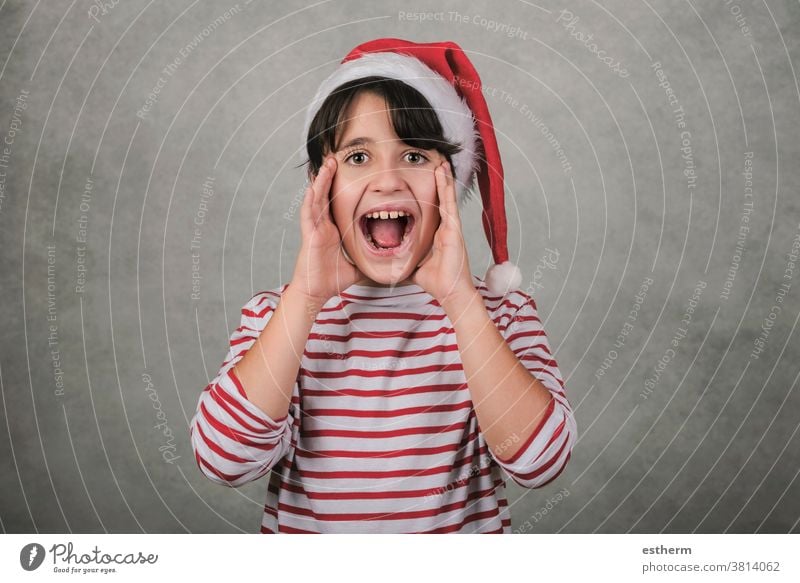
[335,137,373,152]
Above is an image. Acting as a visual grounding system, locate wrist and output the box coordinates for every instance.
[440,286,482,320]
[284,283,328,319]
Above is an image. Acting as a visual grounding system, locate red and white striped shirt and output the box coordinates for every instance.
[190,275,577,533]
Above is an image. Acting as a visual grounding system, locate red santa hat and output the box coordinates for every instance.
[302,37,522,296]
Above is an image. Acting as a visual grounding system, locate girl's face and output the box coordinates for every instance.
[326,91,445,287]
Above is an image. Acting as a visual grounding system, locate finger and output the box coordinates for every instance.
[299,183,315,237]
[312,156,337,224]
[442,161,460,226]
[435,163,458,229]
[323,157,338,223]
[309,165,326,225]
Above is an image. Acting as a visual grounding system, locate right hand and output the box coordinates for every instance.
[290,156,363,308]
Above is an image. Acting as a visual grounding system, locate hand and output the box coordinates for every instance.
[411,161,476,308]
[290,156,363,308]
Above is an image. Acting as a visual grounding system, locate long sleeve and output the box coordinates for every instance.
[488,293,578,488]
[190,289,294,488]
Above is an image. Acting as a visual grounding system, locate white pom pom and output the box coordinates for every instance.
[484,261,523,296]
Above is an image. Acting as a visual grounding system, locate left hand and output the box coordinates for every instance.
[411,161,476,307]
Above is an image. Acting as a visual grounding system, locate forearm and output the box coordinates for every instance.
[233,286,322,420]
[443,289,554,460]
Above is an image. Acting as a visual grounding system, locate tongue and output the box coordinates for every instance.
[369,218,404,248]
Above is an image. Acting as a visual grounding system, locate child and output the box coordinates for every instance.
[190,38,577,534]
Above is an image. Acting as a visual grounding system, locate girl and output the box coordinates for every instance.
[190,38,577,533]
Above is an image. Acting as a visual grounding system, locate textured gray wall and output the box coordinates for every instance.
[1,0,798,534]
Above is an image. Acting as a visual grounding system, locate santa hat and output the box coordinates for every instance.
[301,37,522,296]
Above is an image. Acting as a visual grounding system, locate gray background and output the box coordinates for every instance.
[1,0,798,533]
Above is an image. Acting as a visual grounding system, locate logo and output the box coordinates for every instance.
[20,543,46,571]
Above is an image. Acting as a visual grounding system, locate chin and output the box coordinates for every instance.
[356,257,418,286]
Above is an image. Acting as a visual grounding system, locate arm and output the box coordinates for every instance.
[189,289,310,487]
[190,155,359,488]
[232,286,322,420]
[411,160,576,489]
[442,289,577,489]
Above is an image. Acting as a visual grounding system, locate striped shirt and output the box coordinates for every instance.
[190,275,577,533]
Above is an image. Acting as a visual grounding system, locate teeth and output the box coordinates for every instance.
[365,210,409,219]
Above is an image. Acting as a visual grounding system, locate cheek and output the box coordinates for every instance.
[419,211,441,244]
[408,168,437,195]
[410,172,439,238]
[329,188,359,236]
[333,169,367,193]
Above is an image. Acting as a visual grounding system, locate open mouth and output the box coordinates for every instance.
[358,207,417,256]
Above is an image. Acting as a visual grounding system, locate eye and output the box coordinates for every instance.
[405,151,429,165]
[344,149,368,165]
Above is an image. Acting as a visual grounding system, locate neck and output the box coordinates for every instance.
[355,277,415,288]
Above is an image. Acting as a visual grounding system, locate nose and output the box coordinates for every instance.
[368,159,406,194]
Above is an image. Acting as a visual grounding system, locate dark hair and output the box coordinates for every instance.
[301,76,467,192]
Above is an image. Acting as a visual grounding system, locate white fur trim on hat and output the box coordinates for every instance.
[302,52,481,200]
[484,261,522,296]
